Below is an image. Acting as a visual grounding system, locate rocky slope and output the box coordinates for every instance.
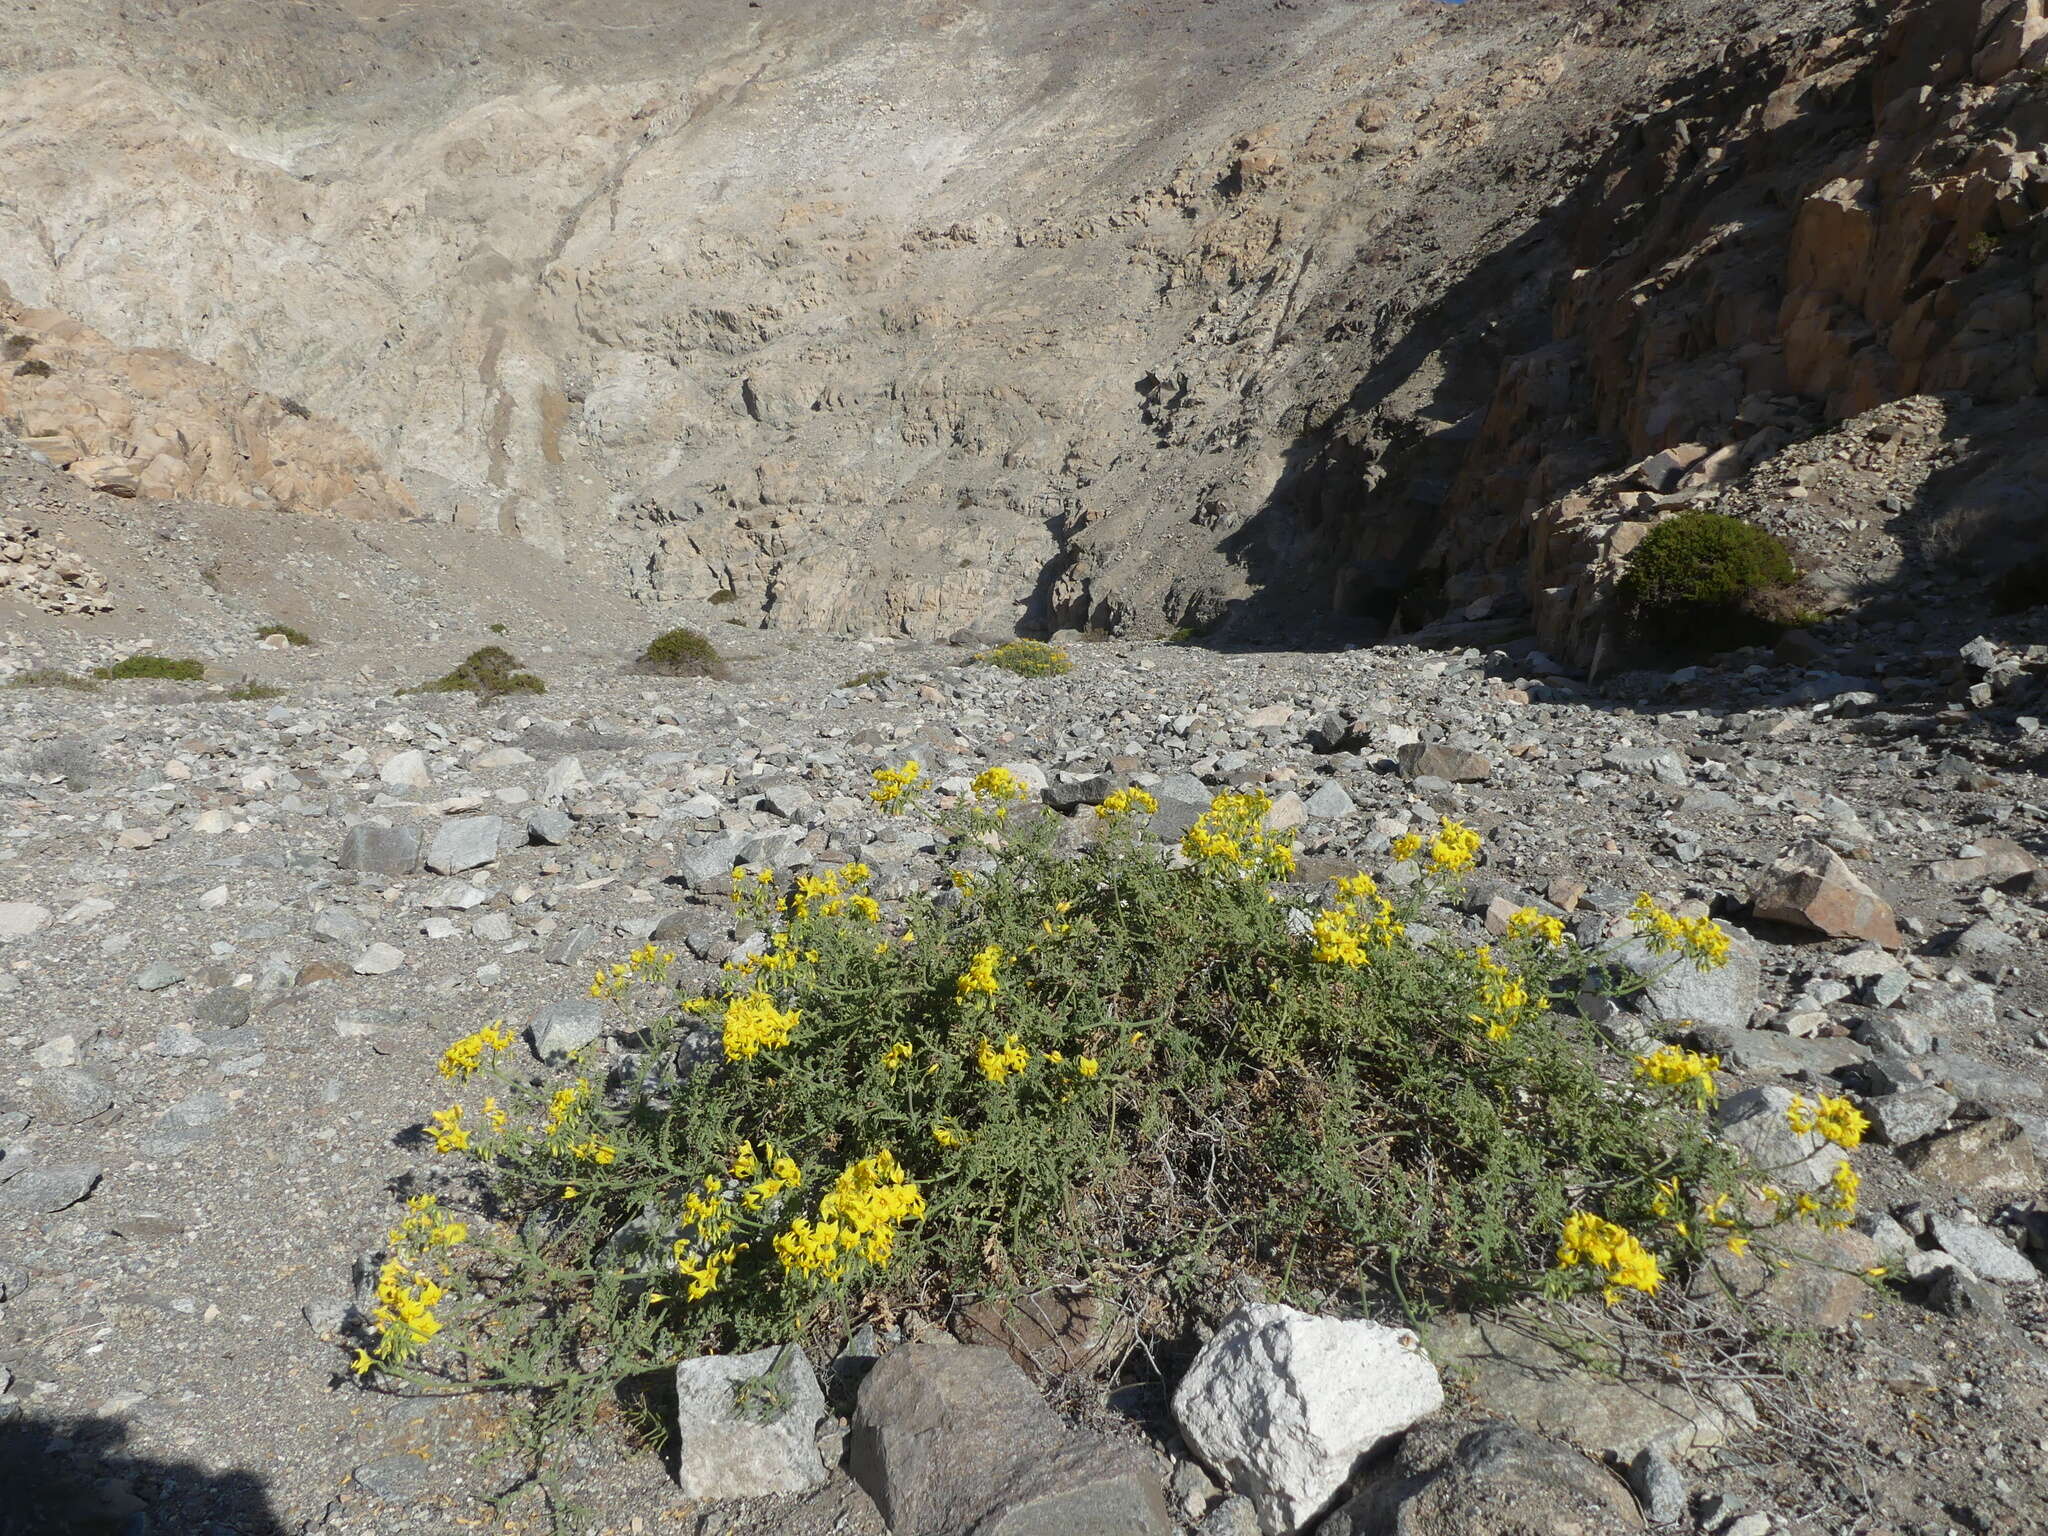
[0,0,1859,641]
[3,425,2048,1536]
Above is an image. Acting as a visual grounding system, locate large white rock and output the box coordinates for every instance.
[672,1344,828,1500]
[0,902,52,940]
[378,748,432,792]
[1172,1303,1444,1535]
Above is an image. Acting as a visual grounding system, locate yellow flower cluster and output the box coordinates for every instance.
[773,1149,926,1281]
[1634,1044,1721,1108]
[1391,817,1483,874]
[565,1136,617,1166]
[589,942,677,1001]
[931,1118,967,1148]
[1556,1211,1663,1304]
[1096,786,1158,820]
[1505,907,1566,947]
[352,1195,466,1375]
[1311,876,1405,967]
[429,1104,469,1154]
[541,1078,591,1142]
[789,862,879,923]
[956,944,1005,1003]
[978,1033,1030,1082]
[1629,894,1731,970]
[1182,789,1297,881]
[970,766,1031,816]
[1470,946,1545,1043]
[882,1041,914,1072]
[723,989,800,1061]
[1787,1094,1869,1149]
[724,930,820,978]
[869,759,923,812]
[733,1138,804,1210]
[438,1022,514,1081]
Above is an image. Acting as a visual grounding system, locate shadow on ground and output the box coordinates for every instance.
[0,1412,283,1536]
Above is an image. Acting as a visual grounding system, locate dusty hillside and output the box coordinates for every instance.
[0,0,1849,639]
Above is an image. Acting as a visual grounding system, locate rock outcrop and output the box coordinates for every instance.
[0,288,416,521]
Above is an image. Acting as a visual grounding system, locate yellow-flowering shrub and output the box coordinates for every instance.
[353,785,1862,1466]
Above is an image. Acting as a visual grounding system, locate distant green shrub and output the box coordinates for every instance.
[412,646,546,699]
[221,681,286,701]
[708,589,740,606]
[94,655,205,682]
[9,668,97,691]
[637,627,726,679]
[14,358,52,379]
[257,623,312,647]
[841,669,890,690]
[974,639,1072,677]
[1619,512,1797,651]
[487,622,508,635]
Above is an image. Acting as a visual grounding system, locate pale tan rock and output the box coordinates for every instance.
[1751,839,1903,948]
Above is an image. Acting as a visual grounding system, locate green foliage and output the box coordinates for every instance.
[974,639,1072,677]
[365,791,1825,1468]
[840,670,890,690]
[221,681,286,701]
[708,589,741,606]
[1618,511,1797,651]
[638,627,726,679]
[487,622,509,635]
[93,654,205,682]
[411,646,547,699]
[1966,230,2004,269]
[257,623,312,647]
[8,668,97,691]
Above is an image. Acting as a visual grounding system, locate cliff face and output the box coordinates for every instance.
[1350,0,2048,662]
[0,0,1845,639]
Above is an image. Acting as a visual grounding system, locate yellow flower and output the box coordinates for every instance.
[1076,1057,1099,1078]
[882,1041,914,1072]
[723,990,800,1061]
[978,1033,1031,1083]
[1787,1093,1869,1149]
[931,1119,967,1149]
[437,1022,514,1081]
[428,1105,469,1154]
[1505,907,1566,947]
[1629,894,1731,970]
[970,766,1030,814]
[1096,786,1159,820]
[1633,1045,1720,1108]
[774,1149,926,1281]
[956,944,1004,1003]
[1390,833,1423,862]
[1181,789,1295,881]
[1426,817,1481,874]
[1556,1211,1663,1304]
[869,759,924,812]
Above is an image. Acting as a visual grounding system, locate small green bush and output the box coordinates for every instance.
[974,639,1072,677]
[638,627,726,679]
[257,623,312,647]
[487,622,508,635]
[411,646,546,699]
[708,589,740,606]
[8,668,97,691]
[354,791,1862,1478]
[1618,511,1798,651]
[14,358,52,379]
[221,681,286,701]
[841,670,890,690]
[94,655,205,682]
